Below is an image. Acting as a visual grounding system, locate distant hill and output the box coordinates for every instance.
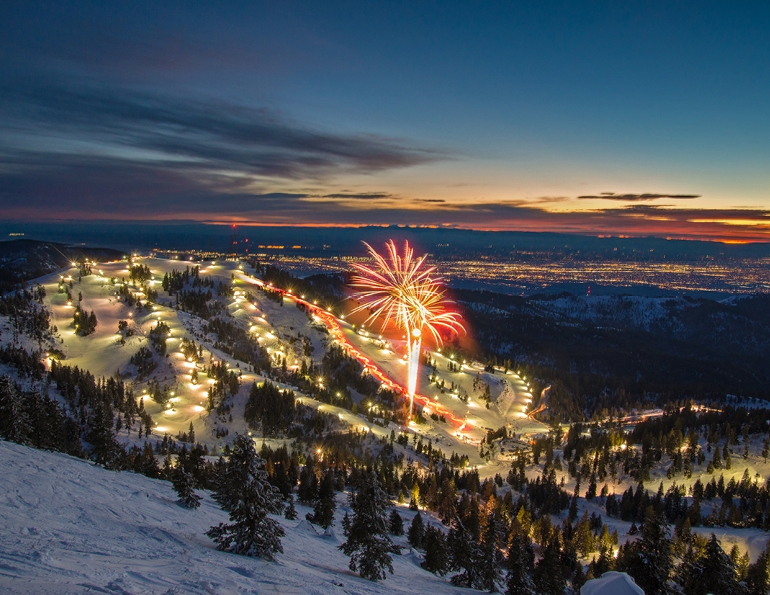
[0,239,125,292]
[456,289,770,415]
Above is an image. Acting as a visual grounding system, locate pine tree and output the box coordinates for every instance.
[0,375,30,443]
[409,483,420,510]
[506,531,536,595]
[341,511,351,534]
[617,506,672,595]
[569,494,578,521]
[561,525,580,587]
[677,533,743,595]
[298,464,318,504]
[589,538,616,579]
[271,459,292,498]
[408,511,425,548]
[388,509,404,536]
[421,525,450,575]
[86,400,124,469]
[713,446,722,469]
[678,543,708,594]
[533,529,565,595]
[573,563,587,591]
[743,424,749,460]
[173,469,201,509]
[285,495,298,520]
[307,469,336,528]
[438,477,458,524]
[448,517,485,589]
[746,544,770,595]
[574,510,596,557]
[585,472,597,500]
[477,512,504,591]
[25,391,47,449]
[206,434,285,559]
[339,470,394,581]
[731,545,750,582]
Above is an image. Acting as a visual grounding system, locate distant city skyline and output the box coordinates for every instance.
[1,2,769,242]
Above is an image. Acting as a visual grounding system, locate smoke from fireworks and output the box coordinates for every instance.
[350,240,464,420]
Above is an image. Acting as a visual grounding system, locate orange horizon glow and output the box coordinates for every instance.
[4,209,770,244]
[203,222,770,244]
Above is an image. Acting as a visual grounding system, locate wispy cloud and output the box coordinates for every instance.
[315,192,395,200]
[0,77,443,182]
[577,192,701,201]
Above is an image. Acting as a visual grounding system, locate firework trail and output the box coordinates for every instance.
[350,240,464,421]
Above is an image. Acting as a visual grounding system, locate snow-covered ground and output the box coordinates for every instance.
[0,440,472,595]
[6,258,336,450]
[567,474,770,564]
[3,256,770,591]
[530,294,695,332]
[2,256,546,468]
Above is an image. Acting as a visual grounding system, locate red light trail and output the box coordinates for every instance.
[238,273,469,432]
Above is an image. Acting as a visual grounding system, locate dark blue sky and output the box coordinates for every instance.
[1,1,769,240]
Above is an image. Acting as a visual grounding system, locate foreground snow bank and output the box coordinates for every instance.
[581,571,644,595]
[0,441,467,595]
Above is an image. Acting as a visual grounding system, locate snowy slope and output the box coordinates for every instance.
[531,294,692,332]
[3,256,544,469]
[0,441,472,595]
[580,571,643,595]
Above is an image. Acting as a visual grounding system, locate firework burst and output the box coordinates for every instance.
[350,240,464,421]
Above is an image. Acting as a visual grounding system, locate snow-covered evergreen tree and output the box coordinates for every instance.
[206,434,285,559]
[0,375,30,443]
[505,531,536,595]
[477,512,504,591]
[172,469,201,509]
[448,518,486,589]
[677,544,705,595]
[421,525,449,575]
[702,535,743,594]
[284,495,298,520]
[297,462,318,504]
[86,399,123,469]
[307,469,336,528]
[388,509,404,536]
[617,506,672,595]
[338,470,394,581]
[407,510,425,548]
[747,543,770,595]
[532,529,565,595]
[677,533,743,595]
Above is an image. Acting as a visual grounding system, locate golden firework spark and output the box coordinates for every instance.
[350,240,464,421]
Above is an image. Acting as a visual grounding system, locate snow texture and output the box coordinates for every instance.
[580,571,644,595]
[0,440,471,595]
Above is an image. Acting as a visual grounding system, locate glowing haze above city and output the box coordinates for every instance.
[1,2,769,242]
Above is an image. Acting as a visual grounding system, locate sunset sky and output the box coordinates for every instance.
[1,2,769,241]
